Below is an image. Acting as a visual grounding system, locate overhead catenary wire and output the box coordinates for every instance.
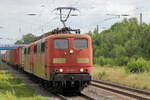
[31,16,59,34]
[31,0,82,34]
[31,0,102,34]
[24,0,150,36]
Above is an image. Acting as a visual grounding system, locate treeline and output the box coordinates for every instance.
[88,18,150,72]
[15,33,38,44]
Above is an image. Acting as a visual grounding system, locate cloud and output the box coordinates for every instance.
[0,0,150,44]
[105,1,135,15]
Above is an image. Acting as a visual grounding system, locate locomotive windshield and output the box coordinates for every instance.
[54,39,68,49]
[74,38,88,49]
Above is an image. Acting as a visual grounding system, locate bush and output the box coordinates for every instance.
[126,57,150,73]
[94,71,107,79]
[105,58,116,66]
[94,56,117,66]
[94,56,105,66]
[117,56,129,66]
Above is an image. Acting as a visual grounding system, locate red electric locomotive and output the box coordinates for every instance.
[22,33,92,92]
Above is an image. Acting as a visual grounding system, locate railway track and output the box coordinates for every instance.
[92,80,150,100]
[2,62,95,100]
[79,93,96,100]
[53,93,95,100]
[37,78,96,100]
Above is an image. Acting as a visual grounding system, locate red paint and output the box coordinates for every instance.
[30,43,34,72]
[8,46,23,67]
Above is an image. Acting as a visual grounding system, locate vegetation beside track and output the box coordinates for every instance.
[88,18,150,73]
[92,65,150,90]
[0,62,48,100]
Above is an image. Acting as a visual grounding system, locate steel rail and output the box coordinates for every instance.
[79,93,95,100]
[53,94,68,100]
[52,93,95,100]
[92,80,150,100]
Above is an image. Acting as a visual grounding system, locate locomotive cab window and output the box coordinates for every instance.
[28,47,30,54]
[74,38,88,49]
[54,39,68,49]
[24,48,26,54]
[41,42,45,52]
[34,45,37,53]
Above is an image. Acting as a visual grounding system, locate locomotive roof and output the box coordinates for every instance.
[23,33,90,48]
[50,34,90,38]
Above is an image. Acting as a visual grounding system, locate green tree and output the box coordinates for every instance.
[15,33,37,44]
[91,17,150,67]
[15,40,24,44]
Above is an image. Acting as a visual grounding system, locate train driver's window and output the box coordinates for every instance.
[28,47,30,54]
[41,42,45,52]
[34,45,37,53]
[24,48,26,54]
[54,39,68,49]
[74,38,88,49]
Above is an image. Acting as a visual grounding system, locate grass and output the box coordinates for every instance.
[0,62,48,100]
[92,65,150,90]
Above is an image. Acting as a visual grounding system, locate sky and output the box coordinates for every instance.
[0,0,150,44]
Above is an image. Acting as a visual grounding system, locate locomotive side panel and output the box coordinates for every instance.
[15,47,23,66]
[40,41,48,79]
[24,46,31,73]
[30,43,34,73]
[14,48,18,66]
[32,38,50,80]
[33,43,39,76]
[9,50,15,66]
[6,50,10,63]
[33,41,46,79]
[19,47,25,68]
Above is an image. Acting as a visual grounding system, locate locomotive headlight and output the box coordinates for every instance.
[59,69,63,72]
[80,68,84,72]
[69,50,74,54]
